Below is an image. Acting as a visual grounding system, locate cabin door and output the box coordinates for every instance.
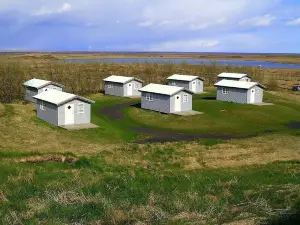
[192,81,196,92]
[174,94,181,112]
[65,103,75,125]
[127,83,133,96]
[250,88,255,103]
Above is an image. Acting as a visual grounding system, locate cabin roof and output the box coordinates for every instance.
[167,74,204,81]
[214,80,266,89]
[139,83,194,96]
[217,72,249,79]
[23,78,64,89]
[33,90,95,106]
[103,75,143,84]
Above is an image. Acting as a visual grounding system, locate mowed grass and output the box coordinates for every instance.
[126,91,300,135]
[1,91,300,224]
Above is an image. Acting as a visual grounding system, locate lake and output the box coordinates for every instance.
[59,58,300,69]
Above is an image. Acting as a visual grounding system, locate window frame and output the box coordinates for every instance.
[171,81,176,86]
[40,101,45,111]
[134,82,139,89]
[145,93,153,101]
[222,87,229,94]
[77,103,84,114]
[183,94,188,103]
[107,82,112,88]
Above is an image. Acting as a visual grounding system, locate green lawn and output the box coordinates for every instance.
[125,91,300,135]
[31,91,300,143]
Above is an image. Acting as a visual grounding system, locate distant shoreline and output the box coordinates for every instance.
[0,50,299,55]
[2,52,300,65]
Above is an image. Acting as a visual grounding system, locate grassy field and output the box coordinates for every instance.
[1,55,300,224]
[1,87,300,224]
[126,91,300,135]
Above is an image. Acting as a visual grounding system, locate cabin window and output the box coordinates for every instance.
[171,81,176,86]
[134,83,139,89]
[183,94,188,103]
[222,88,229,94]
[107,83,112,88]
[77,103,84,114]
[40,102,45,111]
[145,93,153,101]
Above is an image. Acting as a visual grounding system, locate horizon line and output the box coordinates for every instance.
[0,50,299,55]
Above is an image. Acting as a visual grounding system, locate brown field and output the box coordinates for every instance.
[2,52,300,64]
[1,53,300,103]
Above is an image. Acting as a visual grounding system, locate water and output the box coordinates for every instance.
[59,58,300,69]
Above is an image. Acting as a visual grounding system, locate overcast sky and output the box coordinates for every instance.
[1,0,300,53]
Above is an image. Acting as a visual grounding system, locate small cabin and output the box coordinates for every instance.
[217,73,251,82]
[33,90,95,127]
[167,74,204,94]
[23,78,64,103]
[214,80,266,104]
[103,75,143,97]
[138,83,194,114]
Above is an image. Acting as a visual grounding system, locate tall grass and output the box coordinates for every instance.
[0,58,295,103]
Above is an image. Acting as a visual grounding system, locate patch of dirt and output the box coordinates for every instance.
[193,96,216,100]
[99,101,138,120]
[286,122,300,129]
[9,155,76,163]
[0,191,8,202]
[171,212,204,221]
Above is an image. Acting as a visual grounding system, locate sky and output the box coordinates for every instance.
[1,0,300,53]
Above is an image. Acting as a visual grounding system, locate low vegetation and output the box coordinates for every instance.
[1,87,300,224]
[1,55,300,103]
[1,152,300,224]
[1,55,300,224]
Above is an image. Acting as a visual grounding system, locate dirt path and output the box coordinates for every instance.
[287,122,300,129]
[99,102,138,120]
[99,101,272,143]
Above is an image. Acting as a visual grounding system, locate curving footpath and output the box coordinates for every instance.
[99,101,272,144]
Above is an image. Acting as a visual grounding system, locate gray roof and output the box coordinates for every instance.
[217,72,249,79]
[33,90,95,106]
[139,83,194,96]
[167,74,204,81]
[103,75,143,84]
[23,78,64,89]
[214,80,266,89]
